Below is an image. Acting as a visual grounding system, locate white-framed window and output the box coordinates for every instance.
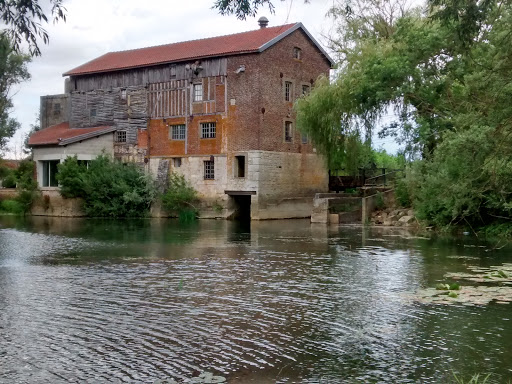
[170,124,185,140]
[41,160,59,187]
[293,47,302,60]
[121,89,127,100]
[204,160,215,179]
[201,122,216,139]
[284,81,292,101]
[284,121,293,143]
[193,83,203,102]
[115,130,127,143]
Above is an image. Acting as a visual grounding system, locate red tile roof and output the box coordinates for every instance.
[64,23,300,76]
[28,122,114,146]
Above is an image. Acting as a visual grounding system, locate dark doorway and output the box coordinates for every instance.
[231,195,251,221]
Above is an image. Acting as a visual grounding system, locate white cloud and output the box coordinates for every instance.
[9,0,335,157]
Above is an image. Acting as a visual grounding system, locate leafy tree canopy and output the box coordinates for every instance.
[0,35,30,154]
[0,0,66,56]
[213,0,276,19]
[296,0,512,231]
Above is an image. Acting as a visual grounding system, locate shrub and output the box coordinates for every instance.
[57,155,156,218]
[0,199,24,214]
[2,171,17,188]
[394,176,411,207]
[162,173,198,218]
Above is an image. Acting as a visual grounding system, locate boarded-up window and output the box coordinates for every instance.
[204,160,214,179]
[200,122,216,139]
[170,124,185,140]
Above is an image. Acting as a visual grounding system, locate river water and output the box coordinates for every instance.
[0,216,511,383]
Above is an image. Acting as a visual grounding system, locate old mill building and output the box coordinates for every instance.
[28,18,334,219]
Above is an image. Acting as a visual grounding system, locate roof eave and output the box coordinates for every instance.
[62,50,260,77]
[58,127,117,145]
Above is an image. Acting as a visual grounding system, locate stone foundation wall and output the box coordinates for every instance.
[31,189,85,217]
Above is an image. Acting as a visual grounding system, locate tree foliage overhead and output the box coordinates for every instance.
[0,0,66,56]
[213,0,276,19]
[0,35,30,154]
[296,0,512,232]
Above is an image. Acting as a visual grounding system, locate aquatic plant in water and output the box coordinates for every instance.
[415,263,512,306]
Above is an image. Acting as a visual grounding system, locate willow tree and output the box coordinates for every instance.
[296,0,512,230]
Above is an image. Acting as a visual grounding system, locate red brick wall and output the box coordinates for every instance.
[148,115,224,157]
[226,28,330,153]
[147,28,330,157]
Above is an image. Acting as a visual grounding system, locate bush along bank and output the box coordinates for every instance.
[57,155,156,218]
[0,160,38,215]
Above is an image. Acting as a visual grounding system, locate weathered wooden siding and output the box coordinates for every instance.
[147,76,226,118]
[71,58,228,92]
[70,86,147,143]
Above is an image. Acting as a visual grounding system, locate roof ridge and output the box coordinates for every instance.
[105,23,297,55]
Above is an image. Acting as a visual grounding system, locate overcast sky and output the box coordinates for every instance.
[7,0,397,157]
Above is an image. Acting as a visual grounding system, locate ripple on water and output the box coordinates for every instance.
[0,222,511,383]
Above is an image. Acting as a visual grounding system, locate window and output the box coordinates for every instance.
[193,83,203,102]
[170,64,176,79]
[293,47,302,60]
[173,158,182,168]
[201,122,216,139]
[301,133,309,144]
[204,160,215,179]
[121,89,127,100]
[284,121,293,143]
[41,160,59,187]
[170,124,185,140]
[90,108,97,117]
[115,130,127,143]
[77,160,90,169]
[284,81,292,101]
[302,85,310,95]
[235,155,246,178]
[53,103,61,116]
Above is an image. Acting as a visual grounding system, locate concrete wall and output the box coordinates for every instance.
[32,133,114,187]
[361,189,395,221]
[31,189,84,217]
[40,94,69,129]
[150,150,327,219]
[0,189,84,217]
